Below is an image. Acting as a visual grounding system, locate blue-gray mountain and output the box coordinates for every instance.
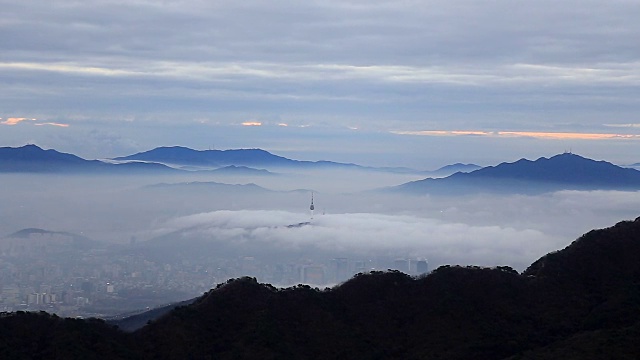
[423,163,481,177]
[0,145,280,175]
[0,145,177,174]
[0,144,478,175]
[208,165,274,176]
[392,153,640,194]
[113,146,361,170]
[113,146,453,174]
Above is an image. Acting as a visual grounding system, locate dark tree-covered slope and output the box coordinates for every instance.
[0,312,136,359]
[134,217,640,359]
[2,217,640,359]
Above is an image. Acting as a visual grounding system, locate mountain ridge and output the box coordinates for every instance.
[393,152,640,194]
[0,145,403,174]
[0,145,179,174]
[113,146,363,170]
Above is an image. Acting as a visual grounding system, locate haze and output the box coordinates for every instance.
[2,166,638,273]
[1,0,640,317]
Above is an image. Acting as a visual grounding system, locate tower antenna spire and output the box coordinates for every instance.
[310,191,315,220]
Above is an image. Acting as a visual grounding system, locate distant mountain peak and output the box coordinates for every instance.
[114,146,372,171]
[0,144,91,172]
[430,162,481,175]
[19,144,43,150]
[5,228,52,238]
[393,153,640,194]
[540,152,591,161]
[4,227,97,244]
[0,145,183,174]
[112,146,295,168]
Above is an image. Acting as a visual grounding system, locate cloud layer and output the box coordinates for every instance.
[161,210,566,271]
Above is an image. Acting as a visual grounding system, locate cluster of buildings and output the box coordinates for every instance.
[0,231,428,318]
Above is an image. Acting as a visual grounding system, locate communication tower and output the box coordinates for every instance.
[310,192,315,220]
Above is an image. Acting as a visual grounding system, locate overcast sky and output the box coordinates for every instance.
[2,0,640,168]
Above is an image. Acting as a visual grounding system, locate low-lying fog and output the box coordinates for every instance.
[1,168,639,272]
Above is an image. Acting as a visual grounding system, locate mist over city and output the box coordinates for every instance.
[2,145,640,320]
[2,1,640,358]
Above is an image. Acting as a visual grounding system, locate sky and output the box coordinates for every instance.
[2,0,640,168]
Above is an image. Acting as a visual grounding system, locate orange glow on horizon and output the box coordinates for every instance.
[391,130,640,140]
[497,131,636,140]
[34,122,70,128]
[391,130,494,136]
[450,130,493,136]
[241,121,262,126]
[1,117,36,125]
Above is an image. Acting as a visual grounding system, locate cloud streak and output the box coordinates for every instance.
[0,117,68,128]
[392,130,640,141]
[3,61,640,87]
[34,122,69,128]
[1,117,36,126]
[241,121,262,126]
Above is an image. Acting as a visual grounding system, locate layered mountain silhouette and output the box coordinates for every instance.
[113,146,456,174]
[208,165,275,176]
[392,153,640,194]
[0,144,486,176]
[114,146,293,167]
[0,145,177,174]
[113,146,363,170]
[2,217,640,358]
[0,145,417,174]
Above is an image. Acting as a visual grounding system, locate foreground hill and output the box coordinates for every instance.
[136,216,640,359]
[0,312,135,359]
[2,217,640,358]
[393,152,640,194]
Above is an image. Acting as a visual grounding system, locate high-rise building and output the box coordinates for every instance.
[393,258,409,274]
[331,258,349,283]
[303,265,325,285]
[27,293,38,305]
[416,259,429,275]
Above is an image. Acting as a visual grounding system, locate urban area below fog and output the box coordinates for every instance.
[2,148,640,319]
